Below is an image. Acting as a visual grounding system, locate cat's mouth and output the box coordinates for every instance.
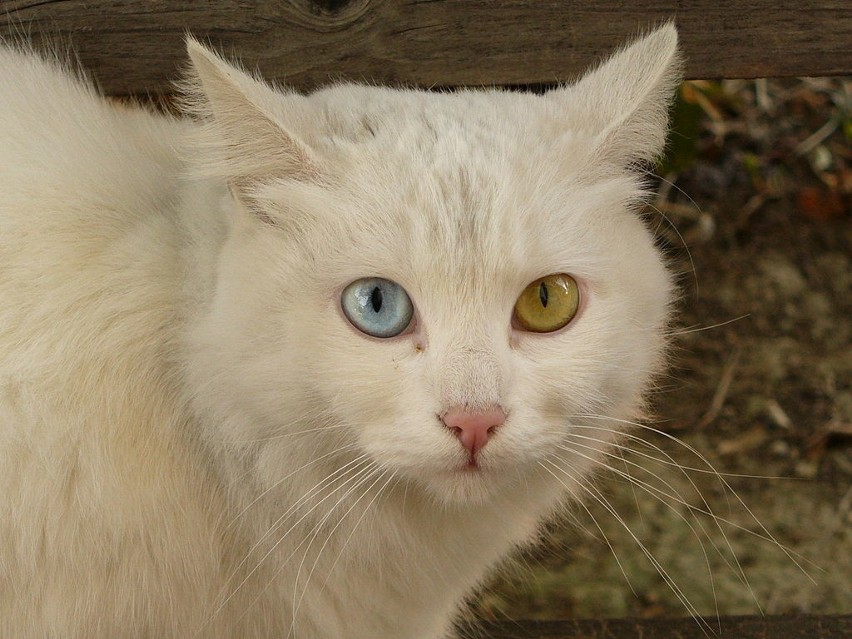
[455,450,497,474]
[464,455,481,471]
[438,454,489,477]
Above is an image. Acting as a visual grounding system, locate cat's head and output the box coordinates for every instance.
[184,26,681,506]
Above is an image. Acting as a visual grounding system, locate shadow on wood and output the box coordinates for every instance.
[459,614,852,638]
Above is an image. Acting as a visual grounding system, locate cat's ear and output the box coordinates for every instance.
[183,37,320,189]
[550,23,682,166]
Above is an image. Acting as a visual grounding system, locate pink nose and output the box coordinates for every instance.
[442,406,506,457]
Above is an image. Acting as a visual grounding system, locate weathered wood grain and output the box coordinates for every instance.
[460,614,852,639]
[0,1,849,95]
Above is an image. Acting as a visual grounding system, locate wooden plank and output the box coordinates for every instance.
[0,1,849,95]
[459,614,852,638]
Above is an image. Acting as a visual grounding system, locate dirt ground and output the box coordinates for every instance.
[470,78,851,623]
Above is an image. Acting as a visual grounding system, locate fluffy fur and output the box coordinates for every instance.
[0,25,680,638]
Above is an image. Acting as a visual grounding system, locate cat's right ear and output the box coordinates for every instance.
[182,37,322,200]
[548,23,682,168]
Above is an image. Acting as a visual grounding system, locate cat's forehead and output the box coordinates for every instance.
[308,84,547,152]
[305,92,523,253]
[283,85,639,303]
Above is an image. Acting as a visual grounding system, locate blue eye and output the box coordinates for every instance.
[341,277,414,338]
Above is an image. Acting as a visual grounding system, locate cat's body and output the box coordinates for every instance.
[0,26,679,638]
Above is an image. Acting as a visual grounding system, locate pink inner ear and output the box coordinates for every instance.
[441,407,506,459]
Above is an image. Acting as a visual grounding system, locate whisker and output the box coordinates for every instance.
[204,455,375,633]
[616,446,644,524]
[223,443,361,532]
[646,169,706,220]
[542,458,716,635]
[291,470,397,637]
[549,403,823,623]
[228,460,383,637]
[570,415,817,577]
[319,471,401,596]
[566,422,786,479]
[558,432,775,553]
[287,466,391,639]
[555,439,735,616]
[216,423,349,445]
[643,196,699,294]
[668,314,750,336]
[536,460,640,598]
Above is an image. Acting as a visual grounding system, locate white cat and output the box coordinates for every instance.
[0,24,680,638]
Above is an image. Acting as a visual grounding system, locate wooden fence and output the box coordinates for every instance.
[460,614,852,638]
[1,0,849,95]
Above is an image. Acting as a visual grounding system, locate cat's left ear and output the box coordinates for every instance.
[183,37,321,188]
[550,23,682,166]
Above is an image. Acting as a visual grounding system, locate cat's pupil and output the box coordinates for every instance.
[539,282,548,308]
[370,286,383,312]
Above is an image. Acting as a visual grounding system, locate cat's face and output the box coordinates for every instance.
[186,27,680,505]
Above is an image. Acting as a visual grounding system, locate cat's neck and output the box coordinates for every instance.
[211,468,561,638]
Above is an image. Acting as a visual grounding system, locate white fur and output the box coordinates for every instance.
[0,25,680,638]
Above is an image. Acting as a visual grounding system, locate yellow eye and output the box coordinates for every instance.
[513,273,580,333]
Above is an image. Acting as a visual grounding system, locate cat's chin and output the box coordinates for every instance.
[419,464,521,506]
